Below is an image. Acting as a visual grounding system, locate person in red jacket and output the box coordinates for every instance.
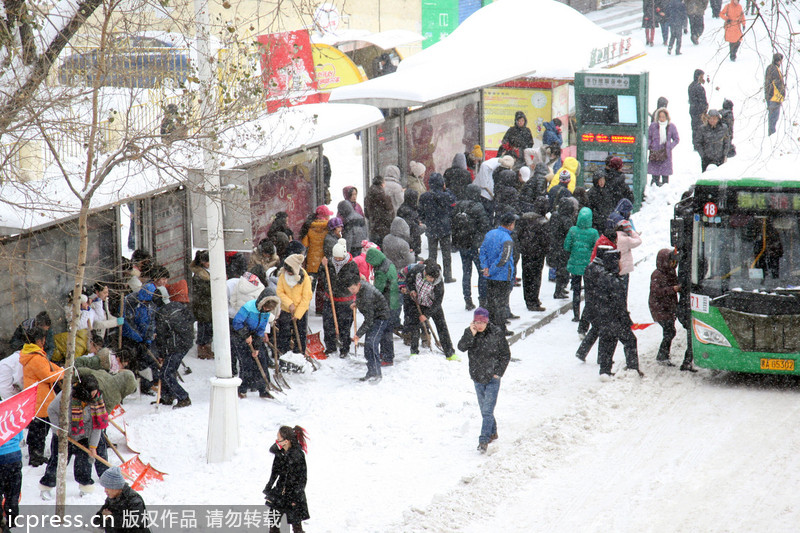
[649,248,689,368]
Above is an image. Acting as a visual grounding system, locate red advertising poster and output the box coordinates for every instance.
[0,385,38,446]
[249,154,317,243]
[258,30,323,113]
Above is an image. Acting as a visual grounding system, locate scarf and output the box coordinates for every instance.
[415,272,435,308]
[283,272,299,288]
[658,120,668,147]
[70,393,109,439]
[332,254,351,274]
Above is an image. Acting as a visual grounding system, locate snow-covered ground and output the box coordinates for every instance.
[18,2,800,532]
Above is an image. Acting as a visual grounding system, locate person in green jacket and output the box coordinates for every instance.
[564,207,600,333]
[365,247,402,338]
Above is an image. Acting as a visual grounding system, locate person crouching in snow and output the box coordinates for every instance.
[39,374,108,498]
[96,466,151,533]
[232,289,281,399]
[276,254,313,356]
[457,307,510,454]
[264,426,310,533]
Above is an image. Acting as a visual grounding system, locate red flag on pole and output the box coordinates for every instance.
[0,385,37,446]
[631,323,655,330]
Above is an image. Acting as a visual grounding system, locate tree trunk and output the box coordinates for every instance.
[55,197,91,516]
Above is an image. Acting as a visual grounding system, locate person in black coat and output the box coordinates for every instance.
[688,69,708,150]
[517,197,550,311]
[496,111,534,167]
[96,467,151,533]
[492,169,521,226]
[268,211,294,241]
[586,171,617,233]
[666,0,687,55]
[457,307,510,453]
[418,173,457,282]
[264,426,310,533]
[548,197,576,299]
[154,281,195,408]
[603,156,633,209]
[397,189,424,258]
[452,184,492,310]
[582,247,641,378]
[400,261,454,357]
[443,153,473,202]
[318,239,359,357]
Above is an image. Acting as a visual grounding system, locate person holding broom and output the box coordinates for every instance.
[319,239,359,358]
[231,288,282,399]
[276,254,313,357]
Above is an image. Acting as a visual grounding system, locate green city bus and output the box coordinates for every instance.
[672,177,800,374]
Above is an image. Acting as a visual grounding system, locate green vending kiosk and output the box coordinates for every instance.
[574,71,649,211]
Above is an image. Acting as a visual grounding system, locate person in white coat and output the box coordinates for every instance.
[383,165,405,214]
[0,350,23,400]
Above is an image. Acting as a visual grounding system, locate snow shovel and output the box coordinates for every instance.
[250,345,279,395]
[322,262,342,351]
[108,417,139,454]
[118,455,167,490]
[413,297,444,354]
[271,327,290,390]
[292,317,319,370]
[305,331,327,360]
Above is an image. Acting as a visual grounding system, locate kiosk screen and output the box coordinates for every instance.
[580,94,638,126]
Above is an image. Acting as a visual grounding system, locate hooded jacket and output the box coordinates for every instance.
[517,197,550,258]
[444,153,472,201]
[354,281,390,337]
[20,343,63,417]
[300,218,329,274]
[457,322,511,384]
[365,248,400,310]
[383,165,405,212]
[418,173,457,238]
[76,367,137,414]
[233,288,281,338]
[649,248,680,322]
[519,163,550,204]
[396,189,423,254]
[122,283,158,344]
[542,120,563,146]
[382,217,416,272]
[583,248,630,331]
[549,197,577,269]
[155,299,195,356]
[229,271,266,317]
[190,260,212,323]
[565,207,600,276]
[587,179,617,233]
[497,111,534,162]
[337,199,368,252]
[480,226,515,281]
[616,224,642,276]
[492,169,520,224]
[547,157,579,192]
[364,183,394,242]
[474,158,499,200]
[452,184,491,250]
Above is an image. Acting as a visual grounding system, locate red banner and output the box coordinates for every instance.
[0,385,37,446]
[258,30,323,113]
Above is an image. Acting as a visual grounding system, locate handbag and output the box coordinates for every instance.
[264,486,286,510]
[649,146,667,163]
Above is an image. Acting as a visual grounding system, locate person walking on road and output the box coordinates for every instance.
[688,69,708,151]
[480,213,517,337]
[457,307,510,454]
[720,0,746,61]
[764,52,785,136]
[264,426,310,533]
[697,109,731,171]
[648,108,680,186]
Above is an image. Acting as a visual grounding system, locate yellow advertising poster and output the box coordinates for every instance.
[484,87,552,157]
[312,44,367,91]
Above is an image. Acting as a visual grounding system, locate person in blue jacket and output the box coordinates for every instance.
[232,288,281,399]
[541,118,563,147]
[480,212,517,336]
[121,276,161,394]
[0,430,23,528]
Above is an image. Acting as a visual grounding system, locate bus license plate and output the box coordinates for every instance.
[760,358,795,371]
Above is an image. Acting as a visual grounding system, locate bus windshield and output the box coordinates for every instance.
[692,214,800,293]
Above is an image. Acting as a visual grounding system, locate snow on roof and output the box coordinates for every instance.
[329,0,646,108]
[697,151,800,184]
[0,102,383,233]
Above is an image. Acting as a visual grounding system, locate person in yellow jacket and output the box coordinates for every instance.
[547,156,580,193]
[20,327,63,466]
[301,205,333,316]
[276,253,313,356]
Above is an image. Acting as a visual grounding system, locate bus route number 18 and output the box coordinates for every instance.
[703,202,718,217]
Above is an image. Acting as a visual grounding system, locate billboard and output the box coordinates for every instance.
[484,87,552,159]
[258,30,324,112]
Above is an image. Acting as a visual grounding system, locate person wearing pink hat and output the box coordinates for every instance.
[457,307,510,454]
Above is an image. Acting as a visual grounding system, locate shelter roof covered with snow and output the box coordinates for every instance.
[329,0,646,108]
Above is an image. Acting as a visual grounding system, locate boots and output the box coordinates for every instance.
[197,344,214,359]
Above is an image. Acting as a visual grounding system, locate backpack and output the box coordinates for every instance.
[451,204,473,249]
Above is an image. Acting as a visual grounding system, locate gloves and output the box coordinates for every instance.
[117,317,125,326]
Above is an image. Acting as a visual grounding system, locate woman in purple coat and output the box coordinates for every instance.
[648,108,680,186]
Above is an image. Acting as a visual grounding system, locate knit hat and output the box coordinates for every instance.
[608,157,623,171]
[707,109,721,118]
[558,169,571,183]
[332,238,348,259]
[473,307,489,323]
[99,467,126,490]
[519,166,531,183]
[409,161,426,178]
[606,212,625,231]
[471,145,483,160]
[167,280,190,303]
[499,155,515,169]
[315,205,333,218]
[327,217,343,230]
[284,253,304,274]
